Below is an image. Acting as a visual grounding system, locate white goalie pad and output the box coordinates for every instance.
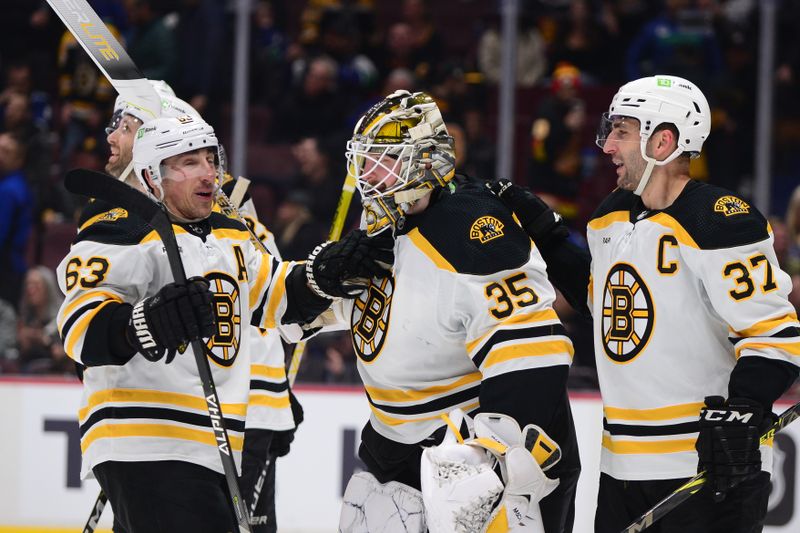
[339,471,426,533]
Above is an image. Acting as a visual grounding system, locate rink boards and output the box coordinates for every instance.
[0,377,798,533]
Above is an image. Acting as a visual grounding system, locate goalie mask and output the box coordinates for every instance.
[595,75,710,196]
[132,115,222,206]
[347,90,456,235]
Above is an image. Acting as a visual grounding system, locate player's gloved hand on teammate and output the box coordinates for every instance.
[127,276,216,363]
[695,396,771,501]
[487,179,569,248]
[306,229,394,299]
[269,390,304,457]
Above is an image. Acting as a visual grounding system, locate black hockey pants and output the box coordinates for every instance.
[595,471,771,533]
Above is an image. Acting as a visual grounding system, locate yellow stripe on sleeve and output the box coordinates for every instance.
[262,262,289,329]
[249,253,273,308]
[369,401,480,427]
[59,290,122,331]
[587,211,629,231]
[65,299,121,357]
[735,341,800,359]
[733,312,800,338]
[481,339,574,368]
[465,309,560,354]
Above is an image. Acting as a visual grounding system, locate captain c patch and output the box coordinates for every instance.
[470,216,505,243]
[714,196,750,216]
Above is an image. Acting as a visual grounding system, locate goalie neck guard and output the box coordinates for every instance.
[347,90,456,235]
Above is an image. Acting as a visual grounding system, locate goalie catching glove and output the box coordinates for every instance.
[696,396,772,500]
[421,410,561,533]
[306,229,394,299]
[487,180,568,248]
[126,277,216,363]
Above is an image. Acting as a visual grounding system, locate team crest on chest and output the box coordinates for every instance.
[470,216,504,243]
[714,196,750,216]
[204,271,242,367]
[601,263,655,363]
[350,276,394,362]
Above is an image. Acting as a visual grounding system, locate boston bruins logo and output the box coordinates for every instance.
[470,216,505,244]
[350,276,394,362]
[204,271,242,367]
[601,263,654,363]
[714,195,750,216]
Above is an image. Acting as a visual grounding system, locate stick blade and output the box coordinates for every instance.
[65,168,162,222]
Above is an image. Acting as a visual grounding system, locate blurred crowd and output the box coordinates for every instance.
[0,0,799,396]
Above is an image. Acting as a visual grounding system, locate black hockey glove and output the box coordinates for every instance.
[126,277,216,363]
[487,179,569,248]
[269,390,304,458]
[306,229,394,299]
[696,396,770,500]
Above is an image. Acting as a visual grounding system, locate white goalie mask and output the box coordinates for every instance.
[347,90,456,235]
[132,115,222,203]
[595,75,711,195]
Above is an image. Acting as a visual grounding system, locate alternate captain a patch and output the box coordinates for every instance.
[469,216,505,244]
[714,195,750,216]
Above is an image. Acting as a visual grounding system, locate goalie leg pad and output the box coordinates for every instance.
[338,471,426,533]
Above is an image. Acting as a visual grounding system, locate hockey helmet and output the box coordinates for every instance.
[132,115,221,203]
[106,80,199,135]
[346,90,456,234]
[595,75,711,195]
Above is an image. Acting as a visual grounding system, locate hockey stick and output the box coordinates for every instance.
[65,169,252,533]
[46,0,160,123]
[621,401,800,533]
[81,491,106,533]
[285,171,357,385]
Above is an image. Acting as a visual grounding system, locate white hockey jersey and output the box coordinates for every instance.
[57,210,296,478]
[344,184,574,445]
[587,181,800,480]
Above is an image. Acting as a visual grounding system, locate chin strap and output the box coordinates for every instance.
[633,142,685,196]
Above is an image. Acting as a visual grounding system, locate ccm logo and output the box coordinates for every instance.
[702,409,753,423]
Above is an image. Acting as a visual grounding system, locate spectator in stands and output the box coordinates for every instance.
[57,23,117,175]
[626,0,724,85]
[251,0,290,107]
[125,0,177,84]
[459,106,496,179]
[549,0,622,83]
[478,8,546,87]
[273,190,327,261]
[299,331,360,384]
[0,299,17,372]
[16,266,66,374]
[0,132,33,309]
[400,0,443,72]
[290,135,345,223]
[318,10,378,106]
[173,0,224,121]
[527,63,588,226]
[272,56,346,143]
[375,22,432,85]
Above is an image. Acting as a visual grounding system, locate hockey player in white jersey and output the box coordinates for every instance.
[83,81,301,531]
[57,114,393,532]
[493,75,800,532]
[335,90,580,533]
